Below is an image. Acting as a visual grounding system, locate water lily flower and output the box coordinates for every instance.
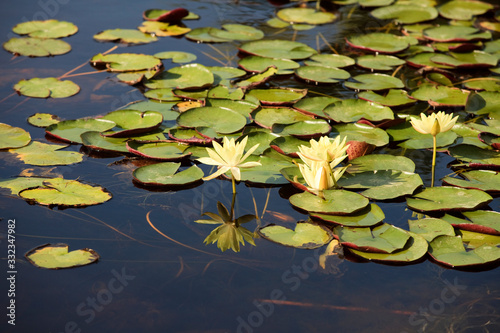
[298,135,349,168]
[197,136,260,193]
[298,160,348,195]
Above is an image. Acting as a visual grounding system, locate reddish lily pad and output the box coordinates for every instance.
[443,211,500,236]
[143,8,189,22]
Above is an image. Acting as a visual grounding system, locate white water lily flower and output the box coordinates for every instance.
[197,136,261,181]
[298,160,348,193]
[410,112,458,136]
[298,136,350,168]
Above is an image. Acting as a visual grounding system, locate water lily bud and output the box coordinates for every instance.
[431,118,440,136]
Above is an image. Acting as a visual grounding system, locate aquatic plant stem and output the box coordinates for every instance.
[431,135,437,187]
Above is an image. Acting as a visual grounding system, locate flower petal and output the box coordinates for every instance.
[202,166,230,181]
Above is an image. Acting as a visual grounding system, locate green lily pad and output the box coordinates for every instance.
[276,7,336,25]
[428,235,500,268]
[426,73,454,86]
[209,24,264,41]
[432,41,483,53]
[371,4,438,24]
[334,223,410,253]
[479,132,500,150]
[144,63,214,90]
[168,128,213,145]
[25,243,99,270]
[235,67,278,89]
[238,39,317,60]
[258,221,333,249]
[45,118,116,144]
[442,170,500,193]
[177,106,247,134]
[241,130,278,155]
[138,21,190,37]
[19,178,112,207]
[356,55,406,71]
[295,66,350,84]
[463,78,500,92]
[331,123,390,147]
[272,119,331,138]
[423,25,492,42]
[358,89,416,107]
[27,113,61,128]
[359,0,395,6]
[443,211,500,236]
[304,54,355,68]
[154,51,197,63]
[459,229,500,249]
[438,0,493,20]
[346,33,417,54]
[206,99,257,116]
[12,20,78,38]
[431,51,498,68]
[90,53,162,72]
[406,187,493,213]
[406,52,454,69]
[238,56,299,75]
[206,86,244,100]
[185,27,232,43]
[289,189,369,215]
[14,77,79,98]
[3,37,71,57]
[348,154,416,173]
[345,73,404,91]
[338,170,423,200]
[0,177,50,195]
[93,29,157,44]
[132,162,203,187]
[99,110,163,137]
[408,218,456,242]
[9,141,82,166]
[270,135,308,157]
[238,154,294,185]
[252,107,313,129]
[448,144,500,167]
[349,232,428,263]
[323,99,394,123]
[311,203,385,227]
[411,84,470,107]
[80,132,129,153]
[144,88,182,102]
[247,88,307,106]
[465,91,500,117]
[126,141,190,161]
[479,21,500,32]
[293,96,341,118]
[0,123,31,149]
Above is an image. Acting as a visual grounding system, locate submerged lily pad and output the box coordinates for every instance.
[238,39,317,60]
[90,53,162,72]
[9,141,82,166]
[276,8,336,25]
[334,223,410,253]
[3,37,71,57]
[14,77,79,98]
[25,243,99,270]
[177,106,247,134]
[0,177,50,196]
[345,73,404,91]
[406,187,493,213]
[19,178,112,207]
[371,4,438,24]
[258,221,333,249]
[323,99,394,123]
[346,33,417,54]
[93,29,157,44]
[13,20,78,38]
[133,162,203,187]
[289,190,369,215]
[0,123,31,149]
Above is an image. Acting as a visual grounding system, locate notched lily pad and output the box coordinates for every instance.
[311,203,385,227]
[177,106,247,134]
[12,20,78,38]
[132,162,203,187]
[3,37,71,57]
[334,223,410,253]
[323,99,394,123]
[93,29,158,44]
[25,243,99,269]
[346,33,417,54]
[252,106,313,129]
[238,39,317,60]
[358,89,416,107]
[408,218,456,242]
[100,110,163,137]
[258,221,333,249]
[90,53,162,72]
[126,140,190,161]
[289,190,369,215]
[0,123,31,149]
[46,118,116,144]
[14,77,79,98]
[27,113,60,128]
[345,73,404,91]
[9,141,83,166]
[442,170,500,193]
[406,187,493,213]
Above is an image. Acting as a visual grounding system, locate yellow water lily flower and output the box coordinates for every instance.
[410,112,458,136]
[298,160,348,193]
[197,136,261,182]
[298,136,349,168]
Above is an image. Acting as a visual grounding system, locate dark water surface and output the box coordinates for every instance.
[1,1,499,332]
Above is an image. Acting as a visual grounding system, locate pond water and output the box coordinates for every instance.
[1,0,499,332]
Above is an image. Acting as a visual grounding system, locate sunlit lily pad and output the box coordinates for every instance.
[12,20,78,38]
[465,91,500,117]
[0,177,50,196]
[358,89,416,107]
[246,88,307,106]
[132,162,203,187]
[276,8,336,25]
[168,128,213,145]
[241,130,278,155]
[304,54,355,68]
[295,66,350,84]
[209,24,264,41]
[144,88,182,102]
[9,141,82,166]
[90,53,162,72]
[423,25,492,42]
[448,144,500,168]
[334,223,410,253]
[331,123,390,147]
[25,243,99,270]
[82,131,165,153]
[235,67,278,88]
[442,170,500,193]
[348,154,416,173]
[177,107,247,134]
[185,27,231,43]
[144,63,214,90]
[272,119,331,138]
[438,0,493,20]
[406,52,454,69]
[154,51,196,63]
[479,21,500,32]
[459,229,500,249]
[406,187,493,213]
[93,29,157,44]
[46,118,116,144]
[14,77,79,98]
[371,4,438,24]
[411,84,470,107]
[408,218,456,242]
[323,99,394,123]
[345,73,404,91]
[138,21,190,37]
[443,211,500,236]
[463,78,500,92]
[431,51,498,68]
[3,37,71,57]
[270,135,308,157]
[238,154,293,185]
[428,235,500,268]
[252,107,313,129]
[99,110,163,137]
[289,189,370,215]
[259,221,333,249]
[346,33,417,53]
[126,141,190,161]
[238,56,299,75]
[19,178,112,207]
[143,8,190,22]
[311,203,385,227]
[238,39,317,60]
[356,55,406,71]
[0,123,31,149]
[27,113,60,128]
[293,96,341,118]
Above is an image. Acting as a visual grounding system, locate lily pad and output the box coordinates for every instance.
[100,110,163,137]
[126,141,190,161]
[345,73,404,91]
[27,113,60,128]
[465,91,500,117]
[19,178,112,207]
[258,221,333,249]
[442,170,500,193]
[406,52,454,69]
[346,33,417,54]
[443,211,500,236]
[177,106,247,134]
[12,20,78,38]
[356,55,406,71]
[304,54,355,68]
[0,177,50,195]
[293,96,341,118]
[348,154,416,173]
[371,4,438,24]
[463,78,500,92]
[46,118,116,144]
[311,203,385,227]
[3,37,71,57]
[185,27,232,43]
[323,99,394,123]
[479,21,500,33]
[411,84,470,107]
[93,29,157,44]
[431,51,498,68]
[90,53,162,72]
[276,8,336,25]
[270,135,308,157]
[289,189,369,215]
[252,107,313,129]
[144,63,214,90]
[334,223,410,253]
[80,132,130,153]
[406,187,493,213]
[9,141,82,166]
[144,88,182,102]
[0,123,31,149]
[358,89,416,107]
[14,77,79,98]
[238,56,300,75]
[25,243,99,270]
[438,0,493,20]
[238,39,317,60]
[132,162,203,187]
[408,218,456,242]
[143,8,190,22]
[331,123,390,147]
[295,66,350,84]
[154,51,196,63]
[247,88,307,106]
[272,119,331,139]
[423,26,491,42]
[448,144,500,168]
[238,155,294,185]
[138,21,191,37]
[209,24,264,41]
[235,67,278,89]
